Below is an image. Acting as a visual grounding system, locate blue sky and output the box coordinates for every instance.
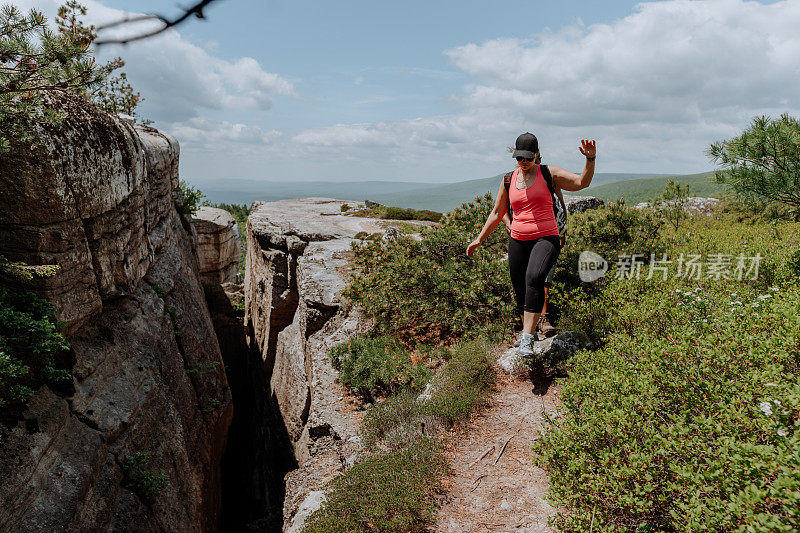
[16,0,800,183]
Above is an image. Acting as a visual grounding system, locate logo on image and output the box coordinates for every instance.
[578,251,609,282]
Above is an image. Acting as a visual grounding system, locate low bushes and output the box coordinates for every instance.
[308,340,494,532]
[349,205,443,222]
[304,436,446,533]
[359,339,494,450]
[328,334,429,401]
[536,276,800,531]
[343,193,514,344]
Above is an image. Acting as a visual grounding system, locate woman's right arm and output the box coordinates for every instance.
[466,184,508,257]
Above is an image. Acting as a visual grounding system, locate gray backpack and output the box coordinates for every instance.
[503,165,567,235]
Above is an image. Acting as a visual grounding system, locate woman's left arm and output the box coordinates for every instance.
[551,139,596,191]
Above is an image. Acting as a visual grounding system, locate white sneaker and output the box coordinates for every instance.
[517,332,536,357]
[513,332,523,347]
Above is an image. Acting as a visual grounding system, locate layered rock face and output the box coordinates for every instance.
[0,95,231,531]
[194,206,242,287]
[245,198,407,530]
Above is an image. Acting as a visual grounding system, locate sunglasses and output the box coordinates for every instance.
[515,157,533,162]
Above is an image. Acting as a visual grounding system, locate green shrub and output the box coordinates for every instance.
[349,205,443,222]
[121,451,170,502]
[186,360,219,377]
[340,203,351,212]
[343,193,514,345]
[714,194,800,224]
[361,339,494,450]
[177,180,205,217]
[329,334,429,401]
[649,179,692,230]
[304,437,446,533]
[556,199,674,288]
[536,278,800,532]
[199,396,219,413]
[413,210,443,222]
[422,339,495,426]
[0,287,71,410]
[307,340,493,533]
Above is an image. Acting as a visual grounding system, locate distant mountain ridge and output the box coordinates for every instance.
[569,171,726,204]
[195,171,717,213]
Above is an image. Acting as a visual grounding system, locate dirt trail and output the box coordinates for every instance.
[435,353,560,533]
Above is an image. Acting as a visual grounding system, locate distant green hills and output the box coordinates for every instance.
[569,171,728,204]
[195,170,725,213]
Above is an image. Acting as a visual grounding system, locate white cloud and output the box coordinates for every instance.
[168,118,282,147]
[291,0,800,174]
[16,0,295,124]
[444,0,800,127]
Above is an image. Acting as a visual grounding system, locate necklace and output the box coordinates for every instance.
[515,168,536,190]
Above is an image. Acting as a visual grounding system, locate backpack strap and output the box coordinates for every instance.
[540,165,567,235]
[503,171,514,221]
[540,164,555,195]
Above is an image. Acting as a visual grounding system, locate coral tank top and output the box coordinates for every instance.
[509,166,559,241]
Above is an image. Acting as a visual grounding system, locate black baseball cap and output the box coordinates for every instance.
[512,132,538,159]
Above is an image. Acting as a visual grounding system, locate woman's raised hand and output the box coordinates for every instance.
[579,139,596,159]
[466,239,481,257]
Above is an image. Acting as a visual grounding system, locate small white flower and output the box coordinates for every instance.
[765,382,778,387]
[759,402,773,416]
[694,287,701,292]
[752,303,760,308]
[675,289,681,293]
[684,291,693,296]
[696,297,702,302]
[777,428,788,437]
[734,300,742,305]
[758,294,772,300]
[731,292,738,297]
[702,319,708,322]
[769,286,779,291]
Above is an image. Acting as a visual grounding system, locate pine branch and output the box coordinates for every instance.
[94,0,221,46]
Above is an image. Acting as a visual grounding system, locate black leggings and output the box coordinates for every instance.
[508,235,561,316]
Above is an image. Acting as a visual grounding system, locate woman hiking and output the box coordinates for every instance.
[466,132,596,356]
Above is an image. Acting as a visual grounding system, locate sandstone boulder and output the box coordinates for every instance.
[193,206,241,287]
[0,93,231,532]
[564,195,605,213]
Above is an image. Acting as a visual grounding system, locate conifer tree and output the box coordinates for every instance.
[708,114,800,211]
[0,1,144,151]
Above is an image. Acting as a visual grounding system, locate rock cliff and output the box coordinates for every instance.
[193,206,242,287]
[0,94,232,531]
[244,198,429,530]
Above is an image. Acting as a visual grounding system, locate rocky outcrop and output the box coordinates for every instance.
[245,198,427,530]
[193,206,241,287]
[498,331,594,374]
[564,194,605,213]
[0,94,231,531]
[635,197,719,215]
